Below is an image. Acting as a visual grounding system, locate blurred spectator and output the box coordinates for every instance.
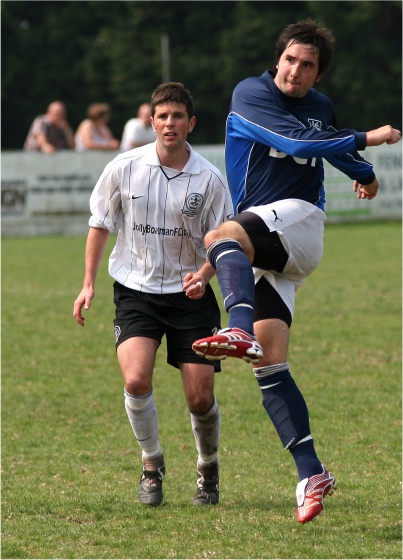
[120,103,156,151]
[23,101,75,153]
[75,103,120,151]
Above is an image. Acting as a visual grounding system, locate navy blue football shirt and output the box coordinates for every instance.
[225,71,375,213]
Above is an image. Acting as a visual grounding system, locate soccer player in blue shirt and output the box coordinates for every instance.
[192,19,401,523]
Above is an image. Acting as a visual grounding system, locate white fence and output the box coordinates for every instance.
[1,144,401,236]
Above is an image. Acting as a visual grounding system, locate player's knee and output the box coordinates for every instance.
[124,379,152,397]
[204,229,224,248]
[204,221,243,249]
[187,394,214,416]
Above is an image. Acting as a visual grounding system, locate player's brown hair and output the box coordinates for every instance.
[273,19,335,78]
[151,82,194,118]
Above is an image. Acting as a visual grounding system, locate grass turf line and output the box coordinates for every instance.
[1,221,401,559]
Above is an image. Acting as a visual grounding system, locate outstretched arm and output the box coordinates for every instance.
[354,126,401,199]
[366,126,401,146]
[353,177,379,200]
[73,227,110,326]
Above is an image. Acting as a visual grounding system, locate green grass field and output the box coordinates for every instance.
[2,221,402,559]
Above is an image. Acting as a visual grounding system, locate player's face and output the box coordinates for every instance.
[151,103,195,151]
[274,41,321,98]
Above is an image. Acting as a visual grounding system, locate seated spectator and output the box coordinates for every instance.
[75,103,120,151]
[24,101,75,153]
[120,103,156,151]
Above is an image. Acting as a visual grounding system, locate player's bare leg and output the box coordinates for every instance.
[118,337,165,506]
[180,362,220,505]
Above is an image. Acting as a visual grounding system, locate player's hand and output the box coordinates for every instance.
[353,178,379,200]
[366,126,401,146]
[73,287,95,326]
[182,273,206,300]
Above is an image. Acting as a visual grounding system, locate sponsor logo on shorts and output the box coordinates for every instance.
[114,325,121,343]
[271,209,282,222]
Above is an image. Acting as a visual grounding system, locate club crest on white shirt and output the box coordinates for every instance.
[183,193,204,217]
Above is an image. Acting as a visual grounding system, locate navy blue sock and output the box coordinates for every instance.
[208,240,255,335]
[257,366,322,480]
[289,440,323,480]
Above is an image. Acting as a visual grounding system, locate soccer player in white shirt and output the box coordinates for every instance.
[73,82,233,507]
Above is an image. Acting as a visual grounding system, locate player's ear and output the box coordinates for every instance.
[188,116,196,133]
[315,73,323,83]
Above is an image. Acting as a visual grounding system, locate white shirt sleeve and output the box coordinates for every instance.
[88,158,123,232]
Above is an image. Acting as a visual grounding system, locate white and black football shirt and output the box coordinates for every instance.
[89,141,233,293]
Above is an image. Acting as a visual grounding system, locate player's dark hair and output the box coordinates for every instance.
[151,82,194,118]
[273,19,335,77]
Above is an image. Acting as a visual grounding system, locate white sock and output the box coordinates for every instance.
[124,389,163,463]
[191,398,221,466]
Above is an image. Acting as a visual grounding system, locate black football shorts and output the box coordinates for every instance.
[113,281,221,371]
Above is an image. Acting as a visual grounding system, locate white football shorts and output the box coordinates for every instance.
[246,198,326,317]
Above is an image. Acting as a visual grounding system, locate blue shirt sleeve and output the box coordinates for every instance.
[230,77,367,158]
[225,72,375,213]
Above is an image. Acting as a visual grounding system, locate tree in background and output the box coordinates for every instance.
[305,0,402,129]
[1,0,401,149]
